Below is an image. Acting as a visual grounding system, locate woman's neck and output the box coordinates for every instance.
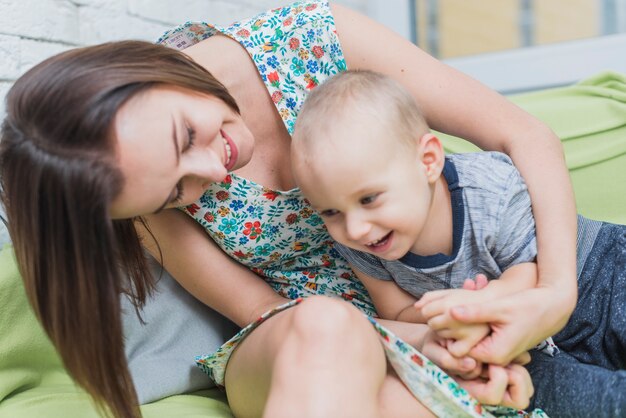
[184,36,296,191]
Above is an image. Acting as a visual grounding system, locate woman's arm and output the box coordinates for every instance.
[332,3,577,364]
[140,209,288,327]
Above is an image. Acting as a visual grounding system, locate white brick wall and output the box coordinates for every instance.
[0,0,369,120]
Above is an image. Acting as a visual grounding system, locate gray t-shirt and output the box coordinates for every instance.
[335,152,601,299]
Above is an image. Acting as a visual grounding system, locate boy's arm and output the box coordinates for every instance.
[349,263,426,323]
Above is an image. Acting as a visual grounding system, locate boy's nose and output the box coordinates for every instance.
[345,213,371,242]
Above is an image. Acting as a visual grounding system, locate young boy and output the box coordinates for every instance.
[291,70,626,417]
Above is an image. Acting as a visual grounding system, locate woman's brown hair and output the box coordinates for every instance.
[0,40,239,418]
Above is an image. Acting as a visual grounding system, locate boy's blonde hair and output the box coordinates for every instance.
[293,70,430,151]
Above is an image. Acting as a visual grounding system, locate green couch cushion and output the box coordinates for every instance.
[441,71,626,225]
[0,245,232,417]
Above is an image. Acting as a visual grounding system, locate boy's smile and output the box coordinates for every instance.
[294,116,449,260]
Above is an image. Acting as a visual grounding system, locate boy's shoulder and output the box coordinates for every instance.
[446,151,522,191]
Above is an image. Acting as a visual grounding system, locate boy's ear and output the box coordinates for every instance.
[417,133,445,183]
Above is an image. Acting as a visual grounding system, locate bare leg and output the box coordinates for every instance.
[225,296,435,418]
[379,367,437,418]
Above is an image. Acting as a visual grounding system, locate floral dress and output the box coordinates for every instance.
[157,2,547,417]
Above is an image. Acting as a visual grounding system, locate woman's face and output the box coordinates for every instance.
[110,85,254,219]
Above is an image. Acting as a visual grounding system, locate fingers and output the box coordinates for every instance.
[511,351,531,366]
[500,364,533,409]
[446,325,490,358]
[422,334,479,376]
[456,365,508,405]
[427,312,456,331]
[474,274,489,290]
[462,278,477,290]
[414,290,447,309]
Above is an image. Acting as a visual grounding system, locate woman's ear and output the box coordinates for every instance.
[418,133,445,183]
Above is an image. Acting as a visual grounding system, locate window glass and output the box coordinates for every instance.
[412,0,626,59]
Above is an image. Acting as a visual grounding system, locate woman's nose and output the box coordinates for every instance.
[187,149,228,183]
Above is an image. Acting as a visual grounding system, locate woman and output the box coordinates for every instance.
[0,2,576,417]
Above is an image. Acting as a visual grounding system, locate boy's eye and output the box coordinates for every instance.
[360,194,378,205]
[320,209,339,217]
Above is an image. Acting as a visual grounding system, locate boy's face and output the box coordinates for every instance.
[294,121,442,261]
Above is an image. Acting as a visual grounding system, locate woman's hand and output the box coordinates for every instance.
[450,285,571,365]
[456,364,534,410]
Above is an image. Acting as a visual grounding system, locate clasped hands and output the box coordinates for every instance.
[415,275,534,409]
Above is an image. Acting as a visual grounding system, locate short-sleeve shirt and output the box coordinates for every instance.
[157,1,376,316]
[336,152,602,299]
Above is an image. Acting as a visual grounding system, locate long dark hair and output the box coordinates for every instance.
[0,40,239,418]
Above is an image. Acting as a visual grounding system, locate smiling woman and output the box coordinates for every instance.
[0,40,245,418]
[110,86,254,219]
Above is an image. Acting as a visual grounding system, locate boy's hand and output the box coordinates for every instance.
[420,329,483,379]
[415,287,494,357]
[455,364,534,410]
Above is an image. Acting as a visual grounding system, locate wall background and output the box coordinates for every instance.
[0,0,379,119]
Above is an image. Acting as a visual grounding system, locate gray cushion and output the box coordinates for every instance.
[122,256,239,404]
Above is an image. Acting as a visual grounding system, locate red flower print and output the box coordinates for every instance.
[286,213,299,224]
[410,354,424,367]
[340,272,351,279]
[236,28,250,38]
[474,404,483,414]
[203,212,215,223]
[312,45,324,58]
[216,190,229,201]
[305,4,318,11]
[271,91,283,104]
[243,221,262,240]
[186,203,200,215]
[233,250,251,259]
[283,16,293,26]
[289,37,300,50]
[267,71,280,87]
[220,174,232,186]
[263,190,279,201]
[305,75,318,90]
[342,292,354,301]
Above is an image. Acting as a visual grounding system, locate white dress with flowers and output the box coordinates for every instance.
[157,2,547,417]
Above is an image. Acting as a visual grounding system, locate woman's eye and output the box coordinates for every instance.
[185,126,196,150]
[360,194,378,205]
[320,209,339,217]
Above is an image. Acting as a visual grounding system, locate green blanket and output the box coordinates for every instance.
[1,71,625,417]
